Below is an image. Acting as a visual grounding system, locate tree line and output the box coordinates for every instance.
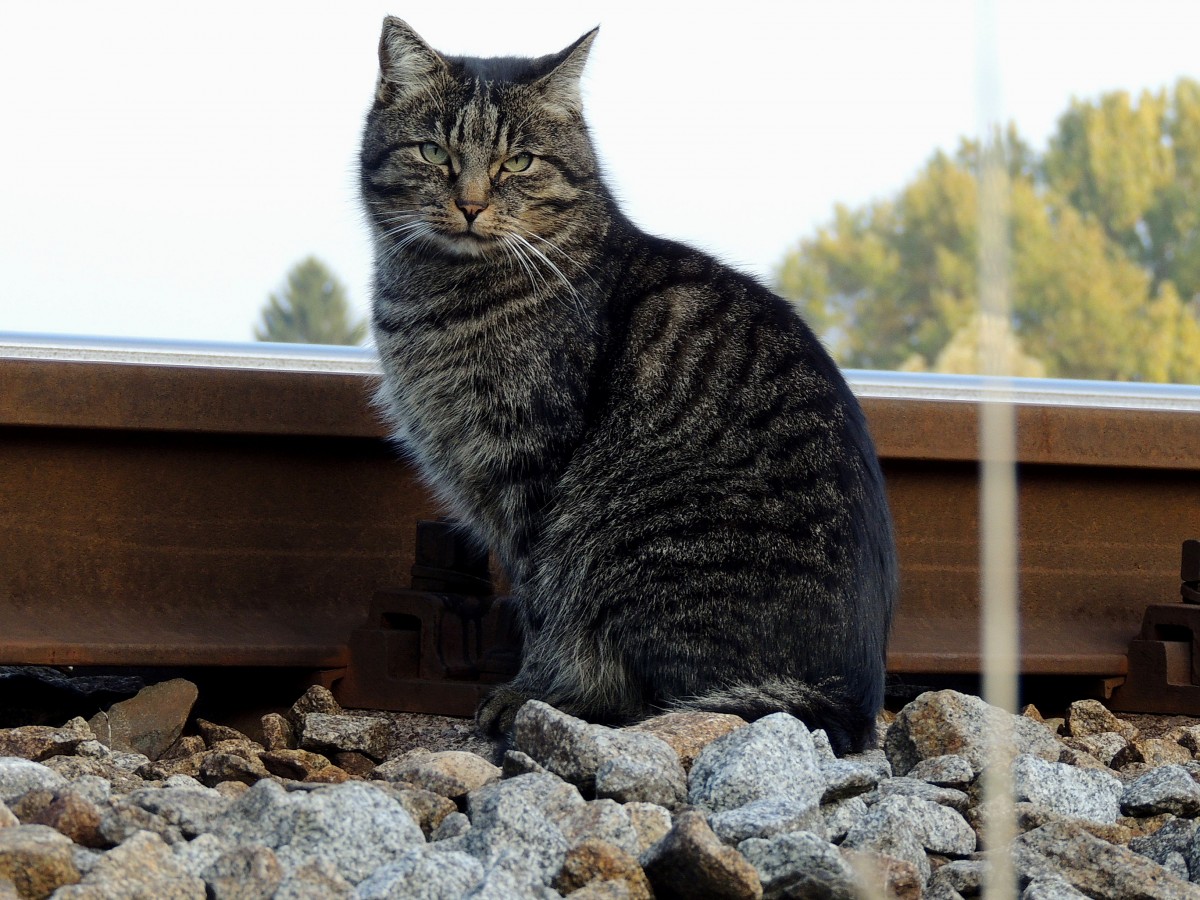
[775,78,1200,383]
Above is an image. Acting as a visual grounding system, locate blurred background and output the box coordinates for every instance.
[2,1,1197,382]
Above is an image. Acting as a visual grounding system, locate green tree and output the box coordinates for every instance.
[255,256,366,345]
[777,80,1200,383]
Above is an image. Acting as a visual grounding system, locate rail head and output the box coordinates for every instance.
[1,334,1198,468]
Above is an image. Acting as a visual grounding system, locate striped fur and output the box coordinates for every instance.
[360,18,897,754]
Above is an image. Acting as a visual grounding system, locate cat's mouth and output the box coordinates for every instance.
[431,225,500,258]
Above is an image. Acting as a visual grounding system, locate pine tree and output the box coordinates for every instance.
[254,256,366,345]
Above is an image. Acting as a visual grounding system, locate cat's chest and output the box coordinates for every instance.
[377,301,559,443]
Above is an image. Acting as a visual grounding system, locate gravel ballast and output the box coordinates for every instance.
[3,685,1200,897]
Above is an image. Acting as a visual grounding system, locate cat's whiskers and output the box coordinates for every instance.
[499,234,554,300]
[505,231,587,316]
[509,223,602,294]
[379,220,436,265]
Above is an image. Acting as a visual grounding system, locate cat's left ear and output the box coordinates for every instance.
[535,27,598,117]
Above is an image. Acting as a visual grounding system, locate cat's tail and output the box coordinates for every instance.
[668,677,876,756]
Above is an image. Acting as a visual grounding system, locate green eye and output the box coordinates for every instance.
[419,142,449,165]
[501,152,533,173]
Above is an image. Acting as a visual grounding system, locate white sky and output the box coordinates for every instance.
[1,1,1198,343]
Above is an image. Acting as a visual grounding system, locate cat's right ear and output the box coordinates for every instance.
[376,17,447,104]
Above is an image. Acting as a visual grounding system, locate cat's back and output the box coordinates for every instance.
[598,231,864,457]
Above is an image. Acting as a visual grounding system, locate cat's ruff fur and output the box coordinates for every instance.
[361,18,897,755]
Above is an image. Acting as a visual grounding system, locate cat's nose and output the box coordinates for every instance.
[456,199,488,222]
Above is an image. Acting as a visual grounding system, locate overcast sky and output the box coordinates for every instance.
[2,1,1198,343]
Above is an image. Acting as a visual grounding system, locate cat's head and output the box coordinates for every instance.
[361,18,602,263]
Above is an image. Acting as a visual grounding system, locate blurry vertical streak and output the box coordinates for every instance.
[977,1,1018,897]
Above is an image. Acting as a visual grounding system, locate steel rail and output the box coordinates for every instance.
[2,336,1198,711]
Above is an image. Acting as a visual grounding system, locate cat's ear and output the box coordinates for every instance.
[376,17,447,104]
[535,27,598,117]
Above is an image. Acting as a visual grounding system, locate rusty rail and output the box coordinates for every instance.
[2,337,1199,713]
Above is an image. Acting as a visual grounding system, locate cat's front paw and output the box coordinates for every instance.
[475,685,531,737]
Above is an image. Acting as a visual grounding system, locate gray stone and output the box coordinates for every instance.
[354,846,485,899]
[513,703,686,808]
[64,775,111,807]
[42,754,145,793]
[907,753,976,788]
[688,713,823,815]
[0,824,81,898]
[594,737,687,809]
[0,757,67,804]
[500,750,546,778]
[641,809,762,900]
[1063,732,1140,769]
[623,712,748,772]
[842,748,891,781]
[884,690,1061,777]
[625,802,672,856]
[822,795,868,843]
[864,793,974,855]
[99,795,185,846]
[866,776,970,813]
[739,830,856,899]
[286,685,344,729]
[709,796,825,845]
[1013,821,1197,898]
[70,845,102,876]
[820,757,883,802]
[510,701,608,787]
[927,859,985,895]
[273,859,355,899]
[125,783,230,838]
[1129,817,1198,877]
[273,782,426,884]
[431,810,471,842]
[559,799,641,856]
[377,784,457,838]
[1161,851,1192,881]
[203,845,284,899]
[209,779,424,884]
[172,831,232,878]
[53,829,205,899]
[0,718,93,762]
[843,794,975,884]
[1022,877,1091,899]
[374,750,501,800]
[1064,700,1137,740]
[299,713,391,761]
[209,777,297,848]
[1121,764,1200,818]
[466,847,559,899]
[87,678,198,761]
[1012,754,1123,824]
[460,773,584,886]
[810,729,836,761]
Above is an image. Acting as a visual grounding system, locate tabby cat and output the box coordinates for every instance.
[360,18,897,754]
